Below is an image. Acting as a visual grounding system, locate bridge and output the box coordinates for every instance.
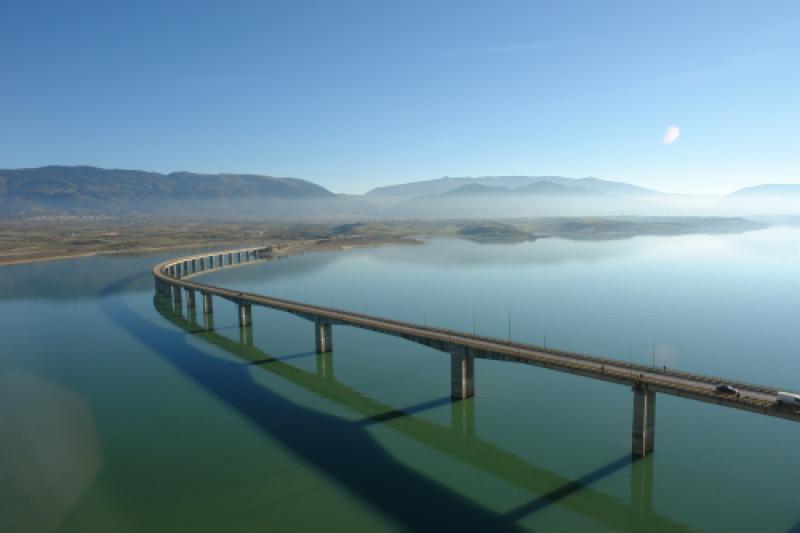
[153,246,800,457]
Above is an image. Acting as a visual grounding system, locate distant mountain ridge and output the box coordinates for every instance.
[1,165,798,220]
[727,184,800,197]
[437,181,608,198]
[366,175,661,202]
[0,165,333,200]
[0,165,335,217]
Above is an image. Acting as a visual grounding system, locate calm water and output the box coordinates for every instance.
[2,228,800,532]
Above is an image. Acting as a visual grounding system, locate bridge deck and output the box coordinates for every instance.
[154,248,800,423]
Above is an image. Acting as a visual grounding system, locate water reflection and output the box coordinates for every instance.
[144,289,689,531]
[101,280,526,531]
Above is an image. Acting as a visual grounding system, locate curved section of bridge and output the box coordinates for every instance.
[153,246,800,457]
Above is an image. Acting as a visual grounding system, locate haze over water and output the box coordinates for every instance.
[2,228,800,532]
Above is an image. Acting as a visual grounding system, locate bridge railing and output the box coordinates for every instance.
[155,248,783,396]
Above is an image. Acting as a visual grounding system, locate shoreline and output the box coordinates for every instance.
[0,236,421,267]
[0,215,766,267]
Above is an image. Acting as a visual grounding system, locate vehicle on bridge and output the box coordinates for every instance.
[716,384,738,395]
[777,391,800,406]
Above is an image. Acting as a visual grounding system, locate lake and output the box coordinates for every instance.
[2,227,799,532]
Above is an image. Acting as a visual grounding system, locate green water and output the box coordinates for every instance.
[1,229,799,532]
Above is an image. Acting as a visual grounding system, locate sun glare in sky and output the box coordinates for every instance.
[663,126,681,145]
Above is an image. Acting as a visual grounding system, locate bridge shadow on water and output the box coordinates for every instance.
[99,274,694,532]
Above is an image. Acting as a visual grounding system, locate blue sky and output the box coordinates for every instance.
[1,0,798,194]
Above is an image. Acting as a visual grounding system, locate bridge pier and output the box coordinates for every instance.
[451,348,475,400]
[451,398,475,438]
[186,288,196,309]
[191,259,197,273]
[237,252,242,263]
[188,303,198,329]
[218,254,224,266]
[315,319,333,353]
[203,311,214,332]
[238,302,252,327]
[632,385,656,457]
[239,326,253,347]
[228,252,233,265]
[202,292,214,314]
[630,455,654,514]
[316,352,334,380]
[172,284,182,306]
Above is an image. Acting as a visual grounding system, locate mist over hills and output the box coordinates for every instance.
[0,165,798,220]
[727,184,800,197]
[366,175,660,202]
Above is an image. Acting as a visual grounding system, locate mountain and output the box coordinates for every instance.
[512,182,606,196]
[0,165,336,218]
[436,181,606,198]
[366,175,661,203]
[386,180,628,218]
[716,184,800,215]
[0,165,332,201]
[440,184,510,196]
[727,184,800,197]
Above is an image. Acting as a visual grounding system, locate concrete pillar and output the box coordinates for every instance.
[183,260,189,274]
[451,348,475,400]
[451,398,475,438]
[208,255,214,269]
[191,259,197,273]
[239,326,253,347]
[218,254,224,266]
[203,311,214,332]
[238,302,252,327]
[176,264,182,279]
[315,319,332,353]
[632,385,656,457]
[172,284,182,306]
[202,292,213,314]
[245,251,251,262]
[188,304,198,330]
[186,288,196,309]
[630,456,654,514]
[228,253,233,265]
[168,265,175,277]
[237,252,242,263]
[316,352,334,380]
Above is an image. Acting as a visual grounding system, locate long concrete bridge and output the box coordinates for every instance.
[153,246,800,457]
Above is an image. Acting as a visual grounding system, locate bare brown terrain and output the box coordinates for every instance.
[0,221,420,266]
[0,216,765,266]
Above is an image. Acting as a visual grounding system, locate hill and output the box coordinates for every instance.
[727,184,800,197]
[718,184,800,214]
[366,175,661,203]
[0,166,336,218]
[388,180,641,219]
